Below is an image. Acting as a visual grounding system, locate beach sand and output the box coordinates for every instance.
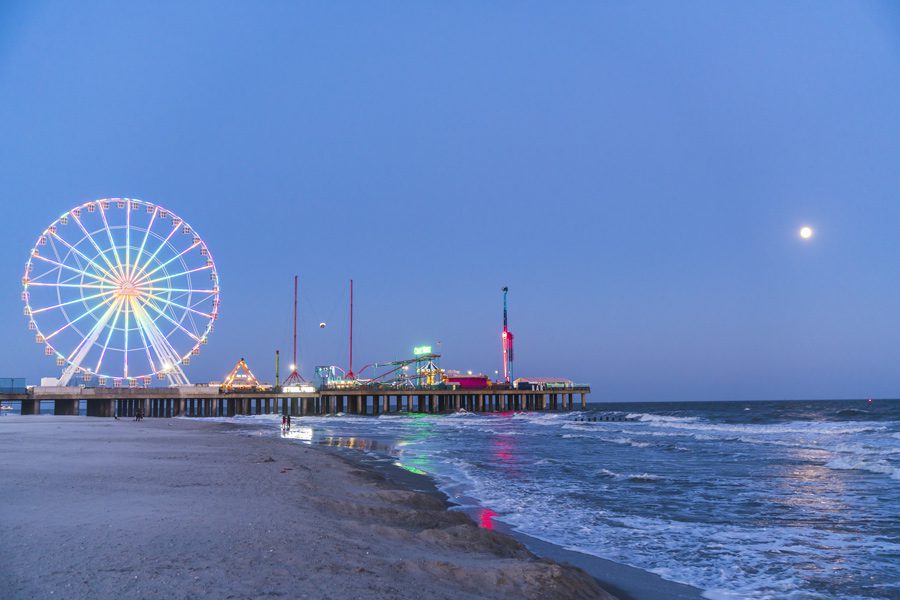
[0,417,612,599]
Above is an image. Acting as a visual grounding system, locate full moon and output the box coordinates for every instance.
[799,226,813,239]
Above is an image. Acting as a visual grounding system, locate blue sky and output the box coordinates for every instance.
[1,1,899,401]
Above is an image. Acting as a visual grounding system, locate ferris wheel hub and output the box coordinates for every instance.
[116,279,144,297]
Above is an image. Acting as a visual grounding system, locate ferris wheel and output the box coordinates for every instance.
[22,198,220,387]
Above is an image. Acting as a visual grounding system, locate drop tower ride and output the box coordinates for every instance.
[502,286,514,384]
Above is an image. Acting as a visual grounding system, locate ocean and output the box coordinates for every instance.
[238,399,896,599]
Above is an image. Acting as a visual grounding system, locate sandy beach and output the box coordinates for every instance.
[0,417,612,599]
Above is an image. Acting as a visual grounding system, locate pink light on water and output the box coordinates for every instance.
[478,507,498,530]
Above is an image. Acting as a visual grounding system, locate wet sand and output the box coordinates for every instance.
[0,417,612,599]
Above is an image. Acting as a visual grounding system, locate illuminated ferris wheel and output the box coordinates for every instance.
[22,198,219,387]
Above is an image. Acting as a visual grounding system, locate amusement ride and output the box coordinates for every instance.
[22,198,219,387]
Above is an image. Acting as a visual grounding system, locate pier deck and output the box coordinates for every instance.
[1,387,590,417]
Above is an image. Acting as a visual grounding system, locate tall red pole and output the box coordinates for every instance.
[348,279,354,378]
[284,275,305,384]
[292,275,298,367]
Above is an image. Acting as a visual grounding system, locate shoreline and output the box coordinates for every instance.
[0,416,611,599]
[323,431,704,600]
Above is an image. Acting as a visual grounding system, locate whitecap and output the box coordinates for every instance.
[825,456,900,480]
[626,473,661,483]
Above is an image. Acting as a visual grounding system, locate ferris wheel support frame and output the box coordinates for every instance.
[56,296,121,386]
[130,298,190,386]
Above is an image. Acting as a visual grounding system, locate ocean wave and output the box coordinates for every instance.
[832,442,900,457]
[558,426,652,446]
[560,512,896,600]
[734,436,826,451]
[595,468,620,479]
[444,411,477,418]
[630,430,689,437]
[626,413,703,424]
[440,423,530,436]
[511,411,569,419]
[560,421,629,434]
[630,417,888,437]
[824,456,900,480]
[624,426,899,456]
[834,408,872,417]
[627,473,661,483]
[692,433,725,441]
[604,436,652,448]
[591,468,661,482]
[510,412,572,426]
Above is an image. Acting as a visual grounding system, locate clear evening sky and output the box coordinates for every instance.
[1,2,899,401]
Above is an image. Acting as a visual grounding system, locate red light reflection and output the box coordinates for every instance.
[477,507,498,530]
[492,435,514,462]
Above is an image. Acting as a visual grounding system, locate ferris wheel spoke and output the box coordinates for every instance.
[71,213,120,277]
[93,297,126,375]
[98,203,126,278]
[187,313,199,343]
[30,253,118,286]
[48,230,117,284]
[30,289,119,315]
[131,220,180,283]
[185,306,199,337]
[138,296,202,342]
[46,231,71,278]
[145,286,217,294]
[140,292,214,319]
[44,295,118,341]
[123,292,130,378]
[28,281,117,290]
[129,207,158,280]
[29,267,78,285]
[125,201,131,282]
[142,264,213,287]
[132,241,201,285]
[59,264,99,286]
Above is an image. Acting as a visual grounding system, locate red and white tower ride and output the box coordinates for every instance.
[502,286,514,383]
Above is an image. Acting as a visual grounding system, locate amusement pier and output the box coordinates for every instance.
[1,384,590,418]
[7,198,589,417]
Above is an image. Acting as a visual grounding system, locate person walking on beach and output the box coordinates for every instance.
[286,415,291,430]
[281,415,287,430]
